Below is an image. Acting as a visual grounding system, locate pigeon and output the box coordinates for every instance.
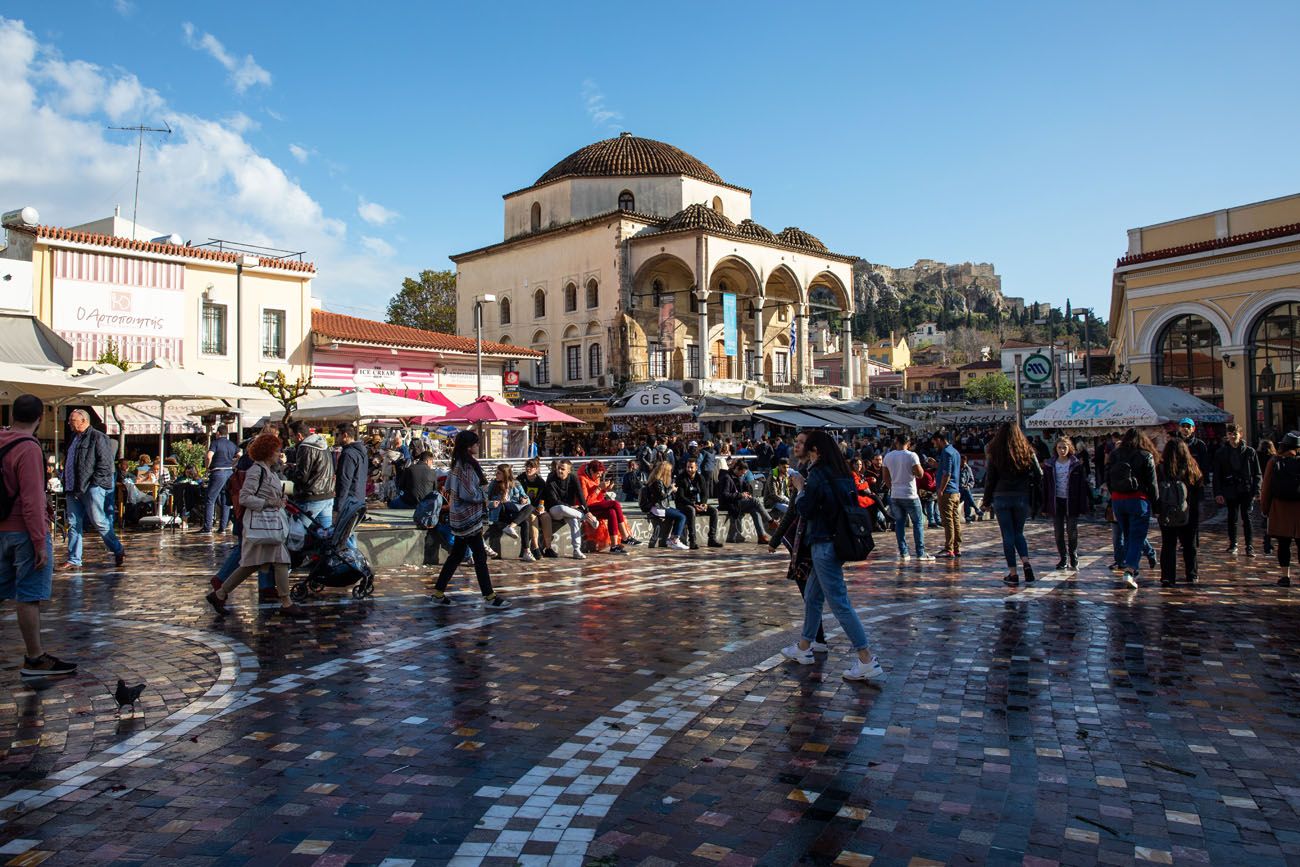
[114,678,146,716]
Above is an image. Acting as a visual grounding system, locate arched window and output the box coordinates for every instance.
[618,190,634,211]
[711,196,723,215]
[530,202,541,231]
[533,288,546,319]
[1155,314,1223,407]
[589,343,603,378]
[564,282,577,313]
[499,297,511,325]
[531,330,549,385]
[586,278,598,309]
[1249,301,1300,440]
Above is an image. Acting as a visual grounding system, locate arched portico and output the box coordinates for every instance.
[631,254,695,381]
[706,256,763,380]
[806,270,854,393]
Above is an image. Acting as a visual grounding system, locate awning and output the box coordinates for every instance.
[103,400,212,436]
[871,411,923,429]
[0,315,73,369]
[801,408,878,429]
[753,409,838,428]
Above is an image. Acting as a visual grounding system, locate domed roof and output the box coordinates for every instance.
[662,204,737,234]
[736,219,777,242]
[537,132,725,186]
[777,226,828,252]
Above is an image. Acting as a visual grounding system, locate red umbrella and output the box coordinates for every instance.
[440,395,531,424]
[410,389,461,426]
[515,400,584,424]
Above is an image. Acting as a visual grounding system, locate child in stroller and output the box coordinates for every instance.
[286,496,375,600]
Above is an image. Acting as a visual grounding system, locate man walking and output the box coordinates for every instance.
[288,422,336,531]
[334,424,368,550]
[883,433,931,561]
[933,431,963,558]
[1214,422,1262,557]
[202,425,240,533]
[2,395,76,676]
[62,409,125,569]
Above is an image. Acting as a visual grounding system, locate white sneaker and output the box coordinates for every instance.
[916,553,936,562]
[668,538,689,550]
[1123,572,1139,590]
[809,641,830,653]
[502,525,519,539]
[520,551,535,562]
[844,658,885,681]
[781,644,814,665]
[897,553,911,562]
[571,550,587,560]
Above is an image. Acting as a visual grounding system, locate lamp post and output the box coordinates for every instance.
[1071,308,1093,388]
[474,294,497,399]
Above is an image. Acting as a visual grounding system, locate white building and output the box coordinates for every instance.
[909,321,946,347]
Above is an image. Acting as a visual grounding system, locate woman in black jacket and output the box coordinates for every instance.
[1041,437,1091,571]
[1158,438,1203,586]
[1107,428,1160,589]
[982,422,1043,586]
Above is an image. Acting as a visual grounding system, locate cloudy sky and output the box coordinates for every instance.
[2,3,1298,318]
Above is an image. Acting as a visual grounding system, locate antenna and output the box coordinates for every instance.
[107,121,173,240]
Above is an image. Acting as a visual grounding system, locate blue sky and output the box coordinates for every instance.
[3,2,1298,320]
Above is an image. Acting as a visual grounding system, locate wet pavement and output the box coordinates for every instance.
[1,517,1298,866]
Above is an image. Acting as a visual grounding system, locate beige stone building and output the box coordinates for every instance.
[451,134,856,398]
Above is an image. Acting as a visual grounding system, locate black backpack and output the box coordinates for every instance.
[1158,479,1190,528]
[832,481,876,563]
[638,480,657,513]
[0,437,41,522]
[1271,456,1300,502]
[1107,449,1140,494]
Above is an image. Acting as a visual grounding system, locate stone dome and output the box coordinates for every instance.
[537,132,725,186]
[736,219,777,242]
[777,226,828,252]
[661,204,737,234]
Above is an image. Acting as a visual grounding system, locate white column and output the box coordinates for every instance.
[696,289,709,380]
[842,320,854,397]
[752,294,764,382]
[796,303,809,388]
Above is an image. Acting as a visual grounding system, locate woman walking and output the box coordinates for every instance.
[768,462,828,654]
[780,429,884,682]
[486,464,536,561]
[431,431,510,609]
[1157,438,1203,586]
[645,461,689,550]
[982,422,1043,586]
[204,433,305,617]
[1261,432,1300,587]
[1042,437,1090,571]
[1258,439,1277,556]
[1107,428,1160,590]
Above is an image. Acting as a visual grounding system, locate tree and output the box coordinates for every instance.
[966,372,1015,405]
[387,269,458,334]
[948,326,995,365]
[96,338,130,371]
[257,370,313,425]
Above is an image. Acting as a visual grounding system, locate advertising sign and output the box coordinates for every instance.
[503,371,520,386]
[659,299,676,351]
[52,281,186,341]
[722,292,737,357]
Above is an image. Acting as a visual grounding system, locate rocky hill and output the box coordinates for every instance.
[853,258,1006,317]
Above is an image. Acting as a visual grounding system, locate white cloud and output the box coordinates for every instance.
[357,198,398,226]
[581,79,622,131]
[113,0,134,16]
[181,22,271,93]
[0,16,404,309]
[361,236,396,258]
[288,143,311,163]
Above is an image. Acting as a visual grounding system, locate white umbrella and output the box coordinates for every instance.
[286,390,449,423]
[1025,384,1232,430]
[0,361,91,400]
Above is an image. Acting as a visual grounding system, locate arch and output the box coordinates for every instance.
[1231,288,1300,345]
[530,202,542,231]
[1137,301,1231,356]
[533,288,546,319]
[807,270,852,314]
[618,190,635,212]
[563,324,580,340]
[564,282,578,313]
[531,329,548,344]
[588,342,604,378]
[711,196,724,215]
[499,334,513,346]
[585,320,602,336]
[586,277,599,309]
[1154,314,1223,407]
[1248,300,1300,440]
[498,296,511,325]
[708,254,763,296]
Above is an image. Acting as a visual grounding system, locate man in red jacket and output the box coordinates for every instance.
[0,395,76,677]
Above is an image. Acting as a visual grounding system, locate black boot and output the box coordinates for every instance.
[708,536,723,548]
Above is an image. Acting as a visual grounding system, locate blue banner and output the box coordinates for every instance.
[722,292,737,357]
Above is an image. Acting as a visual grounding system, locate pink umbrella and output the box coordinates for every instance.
[515,400,584,424]
[440,395,531,424]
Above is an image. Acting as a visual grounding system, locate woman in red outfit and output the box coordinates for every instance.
[578,460,640,554]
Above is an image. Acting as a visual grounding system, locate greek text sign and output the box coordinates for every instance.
[722,293,737,357]
[52,281,185,339]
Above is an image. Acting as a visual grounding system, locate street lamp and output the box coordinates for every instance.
[1071,307,1093,388]
[474,294,497,398]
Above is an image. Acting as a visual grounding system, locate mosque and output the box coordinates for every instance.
[451,133,857,398]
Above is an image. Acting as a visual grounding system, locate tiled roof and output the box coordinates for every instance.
[906,365,960,378]
[958,359,1002,369]
[312,309,541,357]
[662,204,737,234]
[736,219,778,242]
[777,227,828,253]
[20,225,316,273]
[1117,221,1300,266]
[537,133,725,186]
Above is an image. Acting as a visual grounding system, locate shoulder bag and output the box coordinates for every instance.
[243,464,289,544]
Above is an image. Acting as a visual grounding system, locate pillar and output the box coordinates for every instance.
[753,295,765,382]
[841,319,854,398]
[696,288,709,380]
[795,303,810,388]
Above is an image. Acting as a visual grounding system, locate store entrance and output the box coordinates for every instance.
[1254,395,1300,444]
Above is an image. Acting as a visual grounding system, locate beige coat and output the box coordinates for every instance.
[1260,454,1300,540]
[239,461,291,567]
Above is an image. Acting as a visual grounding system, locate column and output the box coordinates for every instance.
[696,289,709,380]
[841,319,854,397]
[795,303,810,388]
[753,294,765,382]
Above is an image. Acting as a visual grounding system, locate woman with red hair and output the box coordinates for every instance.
[578,460,639,554]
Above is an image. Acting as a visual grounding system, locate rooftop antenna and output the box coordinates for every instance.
[107,121,173,240]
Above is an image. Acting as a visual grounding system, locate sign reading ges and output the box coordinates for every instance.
[1021,352,1053,384]
[630,389,685,409]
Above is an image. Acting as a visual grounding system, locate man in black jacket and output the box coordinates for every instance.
[543,459,586,559]
[334,424,368,507]
[288,421,336,531]
[62,409,125,570]
[1213,422,1262,556]
[674,458,722,549]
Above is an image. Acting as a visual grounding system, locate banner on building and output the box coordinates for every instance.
[722,292,737,357]
[658,299,676,351]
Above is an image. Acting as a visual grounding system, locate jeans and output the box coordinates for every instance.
[435,531,496,597]
[923,497,941,526]
[939,491,962,552]
[1053,498,1078,560]
[1111,521,1156,565]
[802,542,870,651]
[1111,498,1152,572]
[658,507,687,539]
[993,494,1031,569]
[488,503,535,556]
[1223,496,1253,549]
[889,498,925,556]
[203,469,233,532]
[549,504,584,552]
[960,487,978,519]
[728,498,770,540]
[297,498,334,532]
[67,487,124,565]
[682,505,719,545]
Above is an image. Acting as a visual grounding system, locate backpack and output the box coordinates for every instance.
[638,480,657,513]
[412,489,445,529]
[832,481,876,563]
[1158,479,1190,528]
[1271,456,1300,502]
[1107,449,1140,494]
[228,467,249,520]
[0,437,40,522]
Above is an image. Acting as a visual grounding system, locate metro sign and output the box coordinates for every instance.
[1022,353,1053,384]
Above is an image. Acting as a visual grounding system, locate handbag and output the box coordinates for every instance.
[242,465,289,545]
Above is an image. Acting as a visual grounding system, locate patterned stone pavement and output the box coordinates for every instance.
[0,516,1298,866]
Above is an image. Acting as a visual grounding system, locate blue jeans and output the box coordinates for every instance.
[66,487,124,565]
[890,498,925,556]
[0,532,53,602]
[1112,498,1152,572]
[960,488,978,518]
[203,469,233,532]
[924,497,941,526]
[661,507,687,539]
[296,499,334,533]
[1110,521,1155,565]
[992,494,1030,569]
[803,541,870,651]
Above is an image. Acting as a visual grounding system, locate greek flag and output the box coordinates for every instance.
[789,319,797,355]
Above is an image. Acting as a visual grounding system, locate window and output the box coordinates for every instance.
[261,309,286,359]
[589,343,603,378]
[649,342,668,378]
[1249,301,1300,441]
[618,190,634,211]
[711,196,724,214]
[744,349,755,380]
[711,341,731,379]
[201,302,227,355]
[534,350,550,385]
[687,345,701,379]
[564,282,577,313]
[566,345,581,381]
[586,278,599,309]
[534,289,546,319]
[530,202,541,231]
[1155,314,1222,407]
[773,351,790,384]
[499,297,511,325]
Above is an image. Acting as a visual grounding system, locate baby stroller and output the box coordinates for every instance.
[287,497,375,600]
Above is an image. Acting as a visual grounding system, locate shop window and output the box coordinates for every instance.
[1250,301,1300,440]
[1155,314,1223,407]
[201,302,227,355]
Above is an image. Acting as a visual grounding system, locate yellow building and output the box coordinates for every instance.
[1109,192,1300,441]
[867,333,910,371]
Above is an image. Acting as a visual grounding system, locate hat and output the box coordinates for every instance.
[1179,418,1195,428]
[688,440,698,448]
[1282,431,1300,451]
